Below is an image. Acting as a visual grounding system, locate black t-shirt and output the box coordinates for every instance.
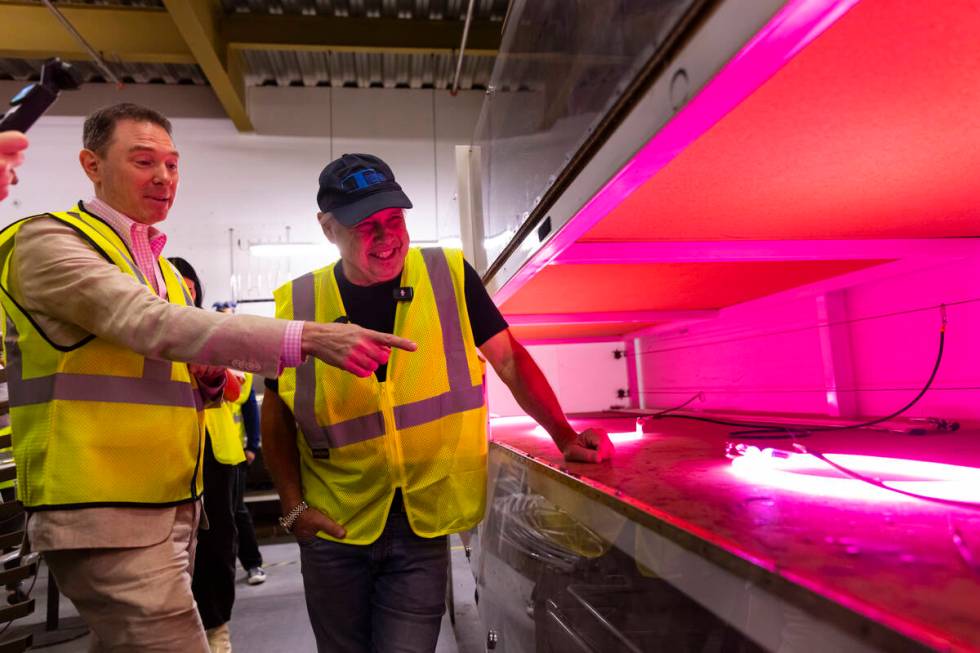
[267,258,508,388]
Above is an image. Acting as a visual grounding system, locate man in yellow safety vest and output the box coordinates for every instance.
[0,106,415,651]
[262,153,614,652]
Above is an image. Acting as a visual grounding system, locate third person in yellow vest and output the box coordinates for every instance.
[227,369,268,588]
[213,302,268,588]
[170,256,244,653]
[261,153,614,653]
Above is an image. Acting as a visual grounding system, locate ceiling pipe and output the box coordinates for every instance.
[41,0,123,88]
[450,0,477,96]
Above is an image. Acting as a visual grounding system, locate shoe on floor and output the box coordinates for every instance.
[246,566,267,585]
[206,623,232,653]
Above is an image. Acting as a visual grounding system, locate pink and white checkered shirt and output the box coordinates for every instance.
[86,198,168,296]
[279,321,304,369]
[83,198,305,369]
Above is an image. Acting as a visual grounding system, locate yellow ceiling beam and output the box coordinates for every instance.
[223,14,501,55]
[0,2,195,64]
[161,0,252,131]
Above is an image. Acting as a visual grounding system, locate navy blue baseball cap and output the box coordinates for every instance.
[316,153,413,226]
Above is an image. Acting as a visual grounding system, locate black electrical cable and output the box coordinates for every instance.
[633,297,978,359]
[646,392,704,417]
[732,321,945,438]
[644,410,820,440]
[797,445,980,511]
[651,306,948,440]
[651,306,980,511]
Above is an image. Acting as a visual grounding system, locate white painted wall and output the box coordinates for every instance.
[0,83,484,307]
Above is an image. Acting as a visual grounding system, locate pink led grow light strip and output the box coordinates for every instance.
[730,446,980,504]
[492,0,863,307]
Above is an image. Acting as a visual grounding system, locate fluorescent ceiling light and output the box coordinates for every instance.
[250,240,460,259]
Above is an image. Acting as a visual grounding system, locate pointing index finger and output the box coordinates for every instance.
[377,332,416,352]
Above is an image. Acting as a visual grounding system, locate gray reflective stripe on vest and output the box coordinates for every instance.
[143,358,172,381]
[66,212,149,287]
[419,248,471,392]
[394,383,485,430]
[233,413,243,424]
[393,249,484,431]
[5,318,200,410]
[290,250,484,450]
[323,412,386,448]
[291,273,387,450]
[291,272,323,445]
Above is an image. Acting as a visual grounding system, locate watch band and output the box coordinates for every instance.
[278,500,309,533]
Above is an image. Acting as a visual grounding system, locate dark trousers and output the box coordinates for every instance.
[299,494,448,653]
[192,436,237,630]
[233,463,262,570]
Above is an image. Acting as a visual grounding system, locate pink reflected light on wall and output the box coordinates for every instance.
[729,445,980,504]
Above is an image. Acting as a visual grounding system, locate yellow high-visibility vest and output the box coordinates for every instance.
[233,372,253,448]
[0,206,205,510]
[275,248,487,544]
[205,399,247,466]
[204,371,254,464]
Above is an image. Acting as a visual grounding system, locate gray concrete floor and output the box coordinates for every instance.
[8,536,482,653]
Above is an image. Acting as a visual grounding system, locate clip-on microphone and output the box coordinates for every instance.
[393,287,413,302]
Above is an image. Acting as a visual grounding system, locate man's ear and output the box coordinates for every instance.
[79,149,101,184]
[318,212,337,243]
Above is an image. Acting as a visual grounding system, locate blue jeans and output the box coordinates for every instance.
[298,495,448,653]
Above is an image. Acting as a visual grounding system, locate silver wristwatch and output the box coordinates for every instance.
[278,500,309,533]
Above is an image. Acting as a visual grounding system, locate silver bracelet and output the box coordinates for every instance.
[278,500,309,533]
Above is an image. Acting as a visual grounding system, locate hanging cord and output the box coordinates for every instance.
[787,441,980,511]
[672,304,980,511]
[638,392,704,421]
[651,305,949,439]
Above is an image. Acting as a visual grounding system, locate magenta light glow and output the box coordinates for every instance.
[492,0,861,308]
[489,415,646,444]
[730,446,980,504]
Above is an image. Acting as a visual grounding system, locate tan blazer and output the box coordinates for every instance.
[8,215,292,550]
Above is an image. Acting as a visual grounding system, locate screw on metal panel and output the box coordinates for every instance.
[670,68,690,111]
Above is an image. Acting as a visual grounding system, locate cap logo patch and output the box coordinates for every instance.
[341,168,387,192]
